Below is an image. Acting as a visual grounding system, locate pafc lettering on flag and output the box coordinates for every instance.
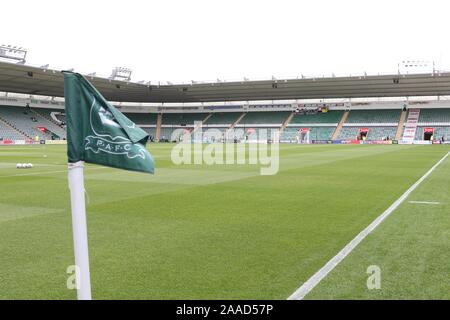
[84,102,148,160]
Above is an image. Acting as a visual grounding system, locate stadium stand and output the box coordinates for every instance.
[0,122,27,140]
[159,127,174,140]
[309,127,335,140]
[202,127,226,142]
[335,109,403,141]
[280,127,335,142]
[204,112,242,125]
[123,113,158,125]
[290,110,343,124]
[414,127,424,140]
[0,106,55,139]
[162,113,209,125]
[227,127,246,141]
[159,127,193,141]
[366,127,397,140]
[29,108,67,139]
[345,109,401,124]
[409,108,450,141]
[418,108,450,123]
[415,126,450,140]
[433,126,450,140]
[338,126,397,141]
[280,127,299,141]
[337,127,360,140]
[142,127,157,140]
[238,111,291,124]
[282,111,341,142]
[244,128,280,142]
[2,102,450,144]
[159,113,208,141]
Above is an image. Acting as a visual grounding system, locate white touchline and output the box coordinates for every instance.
[287,151,450,300]
[408,201,441,205]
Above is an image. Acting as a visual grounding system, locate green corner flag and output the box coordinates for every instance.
[64,72,155,300]
[63,72,154,174]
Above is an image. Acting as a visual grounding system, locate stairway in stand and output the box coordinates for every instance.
[279,112,294,135]
[395,110,407,140]
[401,109,420,142]
[331,110,349,140]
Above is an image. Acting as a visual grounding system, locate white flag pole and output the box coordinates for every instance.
[68,161,92,300]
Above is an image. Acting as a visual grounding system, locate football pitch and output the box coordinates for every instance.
[0,143,449,299]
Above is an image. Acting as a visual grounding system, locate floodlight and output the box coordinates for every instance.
[0,44,27,63]
[110,67,132,81]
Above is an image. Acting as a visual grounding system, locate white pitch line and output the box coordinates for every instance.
[2,166,108,177]
[288,151,450,300]
[5,169,69,177]
[408,201,441,205]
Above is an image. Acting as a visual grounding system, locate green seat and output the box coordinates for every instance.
[239,112,290,124]
[346,110,401,123]
[205,112,242,124]
[162,113,209,125]
[124,113,158,125]
[418,109,450,123]
[290,111,343,124]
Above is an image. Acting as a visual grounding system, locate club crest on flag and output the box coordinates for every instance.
[84,98,148,160]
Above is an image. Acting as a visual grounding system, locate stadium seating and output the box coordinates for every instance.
[414,127,424,140]
[280,127,299,141]
[309,127,335,140]
[159,113,208,141]
[30,108,67,139]
[290,110,343,124]
[338,126,397,140]
[337,127,360,140]
[203,127,227,141]
[345,109,401,124]
[0,123,26,140]
[245,128,280,141]
[0,106,54,139]
[3,105,450,143]
[33,108,64,122]
[418,108,450,123]
[142,127,157,139]
[203,127,227,135]
[281,127,335,141]
[124,113,158,125]
[239,111,291,124]
[226,128,246,141]
[366,127,397,140]
[433,126,450,140]
[415,126,450,140]
[159,127,193,141]
[162,113,209,125]
[204,112,242,125]
[159,127,175,140]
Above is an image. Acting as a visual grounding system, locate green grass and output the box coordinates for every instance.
[0,144,449,299]
[306,149,450,300]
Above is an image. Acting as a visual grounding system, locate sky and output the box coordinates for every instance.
[2,0,450,83]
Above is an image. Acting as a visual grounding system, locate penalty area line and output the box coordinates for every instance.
[287,151,450,300]
[408,201,441,205]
